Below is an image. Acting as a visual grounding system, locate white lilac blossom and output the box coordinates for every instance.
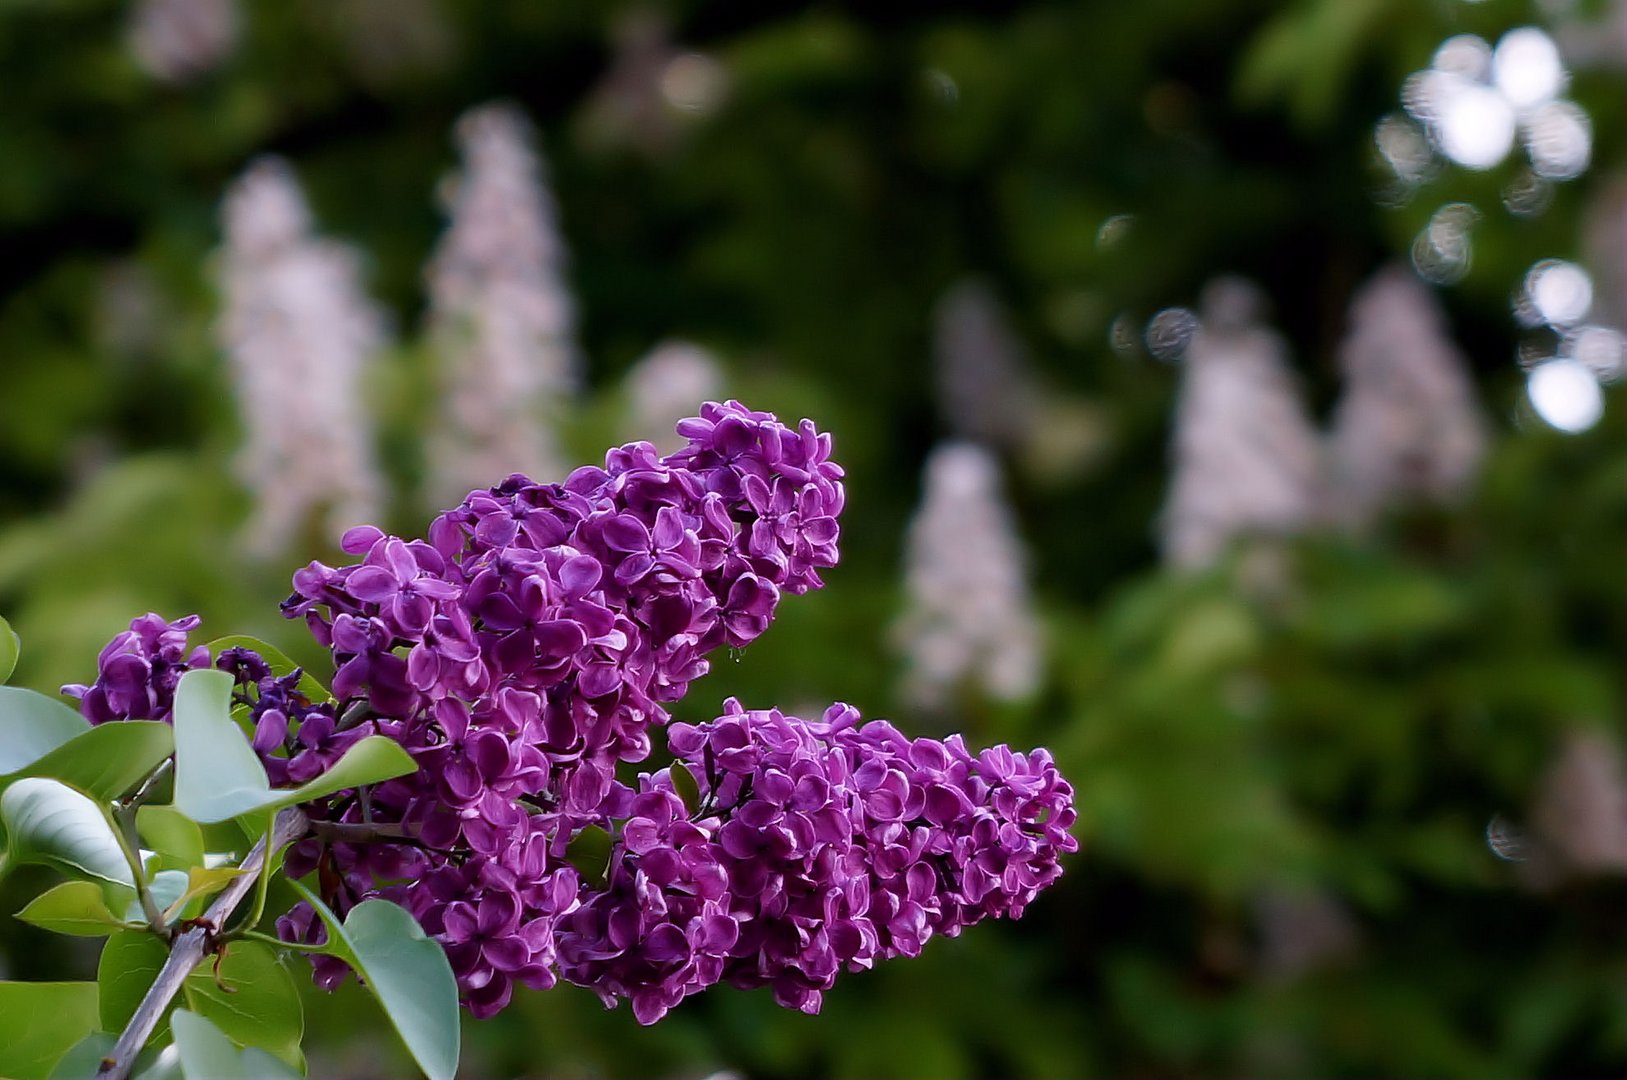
[1524,729,1627,887]
[932,279,1041,451]
[894,442,1042,710]
[218,158,387,556]
[64,401,1078,1022]
[425,103,578,508]
[127,0,238,83]
[1582,172,1626,332]
[1160,278,1322,570]
[1328,264,1487,524]
[623,340,725,453]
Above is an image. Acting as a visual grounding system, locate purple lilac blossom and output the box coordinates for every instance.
[62,613,211,724]
[59,401,1077,1023]
[270,399,845,1016]
[557,699,1078,1023]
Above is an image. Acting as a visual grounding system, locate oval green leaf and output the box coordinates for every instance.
[98,929,172,1037]
[288,882,460,1080]
[15,880,132,937]
[0,686,90,776]
[169,1009,301,1080]
[48,1033,121,1080]
[669,761,700,814]
[565,824,612,886]
[2,778,134,888]
[0,614,18,685]
[136,806,205,870]
[0,981,102,1080]
[124,869,190,926]
[2,721,175,802]
[172,670,271,824]
[181,940,304,1070]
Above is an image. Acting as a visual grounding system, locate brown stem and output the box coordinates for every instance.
[94,807,310,1080]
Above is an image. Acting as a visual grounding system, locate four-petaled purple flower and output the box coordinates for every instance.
[63,401,1075,1024]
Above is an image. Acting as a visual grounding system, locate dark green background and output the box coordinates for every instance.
[1,1,1622,1077]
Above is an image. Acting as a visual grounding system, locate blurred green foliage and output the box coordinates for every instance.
[1,1,1622,1077]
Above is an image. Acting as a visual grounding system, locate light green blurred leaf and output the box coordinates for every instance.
[169,1009,300,1080]
[289,882,460,1080]
[0,614,18,684]
[2,777,133,888]
[0,982,102,1080]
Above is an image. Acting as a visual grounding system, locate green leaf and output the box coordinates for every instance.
[48,1033,120,1079]
[136,806,205,870]
[131,1046,183,1080]
[0,614,18,684]
[565,824,612,886]
[204,635,334,705]
[16,880,132,937]
[2,778,134,887]
[0,982,102,1080]
[1,721,175,803]
[98,929,171,1037]
[169,1010,301,1080]
[670,761,700,814]
[125,869,190,926]
[162,866,247,922]
[173,669,415,824]
[289,882,460,1080]
[181,940,304,1071]
[171,670,268,824]
[0,685,90,775]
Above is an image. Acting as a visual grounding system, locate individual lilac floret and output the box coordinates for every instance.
[556,700,1078,1023]
[61,613,211,724]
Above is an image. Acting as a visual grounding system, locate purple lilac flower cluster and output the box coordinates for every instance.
[558,699,1078,1023]
[63,614,211,723]
[60,400,1079,1023]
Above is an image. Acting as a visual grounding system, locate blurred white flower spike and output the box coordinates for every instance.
[932,279,1041,451]
[623,340,725,452]
[1329,264,1487,524]
[894,442,1042,712]
[1159,278,1322,570]
[426,103,579,507]
[127,0,238,83]
[217,157,387,556]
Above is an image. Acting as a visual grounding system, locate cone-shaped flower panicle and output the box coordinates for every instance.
[127,0,238,83]
[218,157,387,555]
[426,103,578,507]
[894,442,1042,710]
[623,340,725,453]
[1160,277,1323,569]
[1328,264,1487,524]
